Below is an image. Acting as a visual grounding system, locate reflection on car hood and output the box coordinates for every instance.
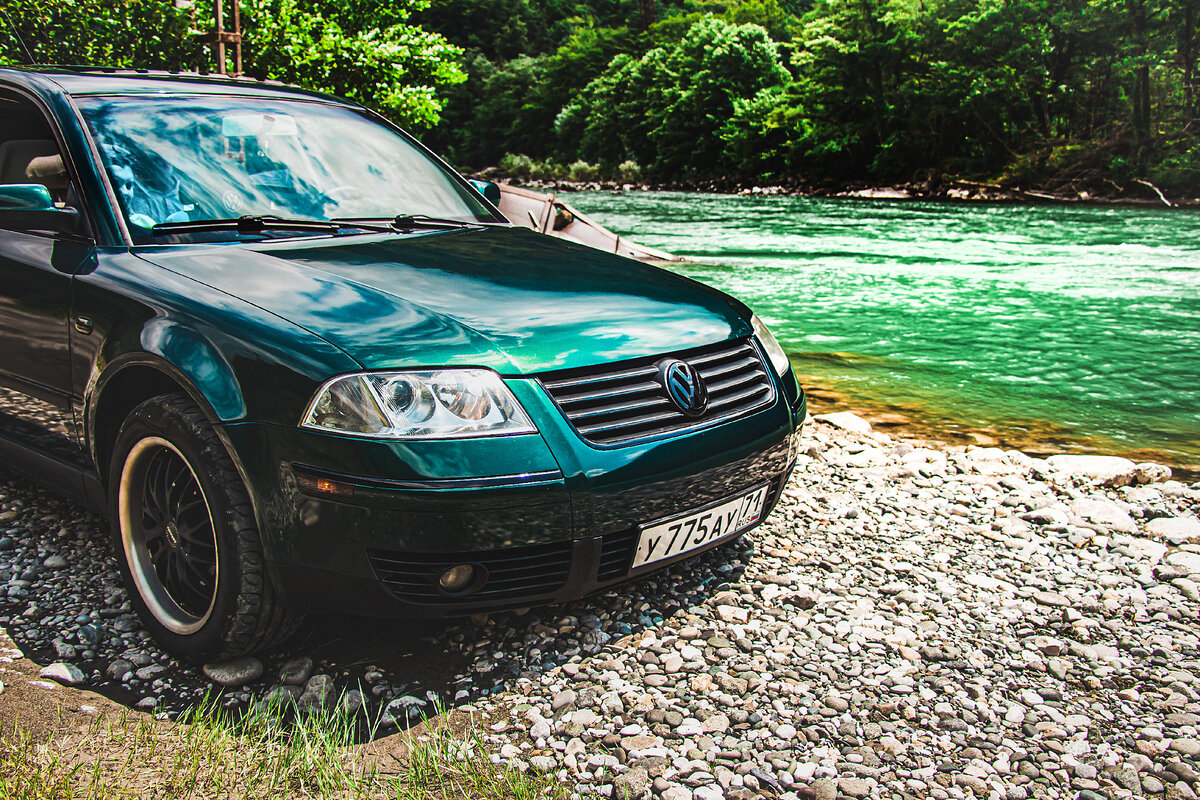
[136,227,750,374]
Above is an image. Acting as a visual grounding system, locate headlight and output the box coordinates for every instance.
[751,314,792,376]
[301,369,536,439]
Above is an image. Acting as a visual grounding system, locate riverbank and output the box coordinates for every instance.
[470,172,1200,209]
[798,378,1200,484]
[2,417,1198,798]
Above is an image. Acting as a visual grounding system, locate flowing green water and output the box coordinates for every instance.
[568,191,1200,466]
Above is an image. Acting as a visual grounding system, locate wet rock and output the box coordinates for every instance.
[278,656,314,686]
[202,657,264,688]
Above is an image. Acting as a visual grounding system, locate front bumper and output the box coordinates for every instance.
[220,369,806,618]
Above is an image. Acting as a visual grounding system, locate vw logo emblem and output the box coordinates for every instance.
[658,359,708,417]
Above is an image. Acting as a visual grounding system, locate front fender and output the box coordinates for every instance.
[135,319,246,420]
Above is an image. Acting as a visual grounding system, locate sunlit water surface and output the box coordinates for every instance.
[568,191,1200,466]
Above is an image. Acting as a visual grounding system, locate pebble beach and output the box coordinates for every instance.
[2,413,1199,799]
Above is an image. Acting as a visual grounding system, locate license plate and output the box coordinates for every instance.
[632,484,770,570]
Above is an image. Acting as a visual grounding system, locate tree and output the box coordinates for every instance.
[0,0,201,70]
[560,17,789,175]
[0,0,467,130]
[241,0,466,128]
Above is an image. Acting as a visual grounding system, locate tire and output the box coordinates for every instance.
[108,393,301,661]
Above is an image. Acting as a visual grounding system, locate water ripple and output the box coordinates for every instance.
[570,191,1200,462]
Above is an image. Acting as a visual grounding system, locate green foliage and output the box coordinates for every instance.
[499,152,537,180]
[0,0,201,69]
[427,0,1197,192]
[0,0,466,130]
[617,159,643,181]
[567,159,602,180]
[241,0,466,128]
[560,17,790,175]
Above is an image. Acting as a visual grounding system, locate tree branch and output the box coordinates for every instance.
[1132,178,1175,207]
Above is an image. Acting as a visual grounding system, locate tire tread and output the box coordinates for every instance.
[118,394,301,658]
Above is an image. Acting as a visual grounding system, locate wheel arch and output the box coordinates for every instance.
[88,352,240,489]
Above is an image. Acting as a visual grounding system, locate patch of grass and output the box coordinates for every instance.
[0,692,563,800]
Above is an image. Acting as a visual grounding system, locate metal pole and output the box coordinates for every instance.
[214,0,225,74]
[232,0,242,75]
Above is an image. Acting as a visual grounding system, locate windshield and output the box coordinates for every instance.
[76,94,495,244]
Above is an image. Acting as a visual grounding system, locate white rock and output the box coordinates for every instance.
[1167,551,1200,575]
[1147,516,1200,543]
[814,412,872,434]
[1069,498,1137,533]
[39,663,84,685]
[1046,455,1136,486]
[571,709,599,727]
[1128,539,1168,562]
[1133,462,1172,483]
[715,605,749,624]
[1173,578,1200,601]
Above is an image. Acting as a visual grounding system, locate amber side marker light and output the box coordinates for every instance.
[296,471,355,498]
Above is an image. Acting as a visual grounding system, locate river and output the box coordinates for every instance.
[567,191,1200,470]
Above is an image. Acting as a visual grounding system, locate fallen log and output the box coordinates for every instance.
[1132,178,1175,208]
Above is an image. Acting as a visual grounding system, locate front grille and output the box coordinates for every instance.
[539,338,775,446]
[598,529,638,581]
[369,542,572,604]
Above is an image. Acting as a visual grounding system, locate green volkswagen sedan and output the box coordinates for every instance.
[0,67,806,660]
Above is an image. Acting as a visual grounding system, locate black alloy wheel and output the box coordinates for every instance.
[110,393,300,659]
[119,436,219,634]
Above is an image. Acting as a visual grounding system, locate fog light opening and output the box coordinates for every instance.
[438,564,482,595]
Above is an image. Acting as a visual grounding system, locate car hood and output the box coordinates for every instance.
[135,227,749,374]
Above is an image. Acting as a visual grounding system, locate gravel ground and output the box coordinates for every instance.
[2,415,1200,800]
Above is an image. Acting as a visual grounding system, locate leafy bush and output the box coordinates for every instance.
[567,160,602,181]
[617,160,643,182]
[499,153,536,180]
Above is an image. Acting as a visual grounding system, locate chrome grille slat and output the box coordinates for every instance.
[541,364,658,390]
[706,370,765,395]
[539,338,775,446]
[687,345,756,366]
[569,396,675,421]
[700,356,760,379]
[555,381,663,406]
[577,408,681,436]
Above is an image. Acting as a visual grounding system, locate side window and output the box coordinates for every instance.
[0,90,79,232]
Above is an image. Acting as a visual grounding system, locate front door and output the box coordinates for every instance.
[0,87,92,469]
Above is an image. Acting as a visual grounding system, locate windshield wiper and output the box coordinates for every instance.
[333,214,506,231]
[152,215,393,236]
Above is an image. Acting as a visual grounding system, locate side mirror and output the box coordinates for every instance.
[0,183,81,236]
[468,179,502,206]
[0,183,55,210]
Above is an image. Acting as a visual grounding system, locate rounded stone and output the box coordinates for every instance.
[202,657,264,688]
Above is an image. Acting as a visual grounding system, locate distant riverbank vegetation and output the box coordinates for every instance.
[417,0,1198,200]
[1,0,1195,199]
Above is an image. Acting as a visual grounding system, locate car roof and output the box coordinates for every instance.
[0,66,353,106]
